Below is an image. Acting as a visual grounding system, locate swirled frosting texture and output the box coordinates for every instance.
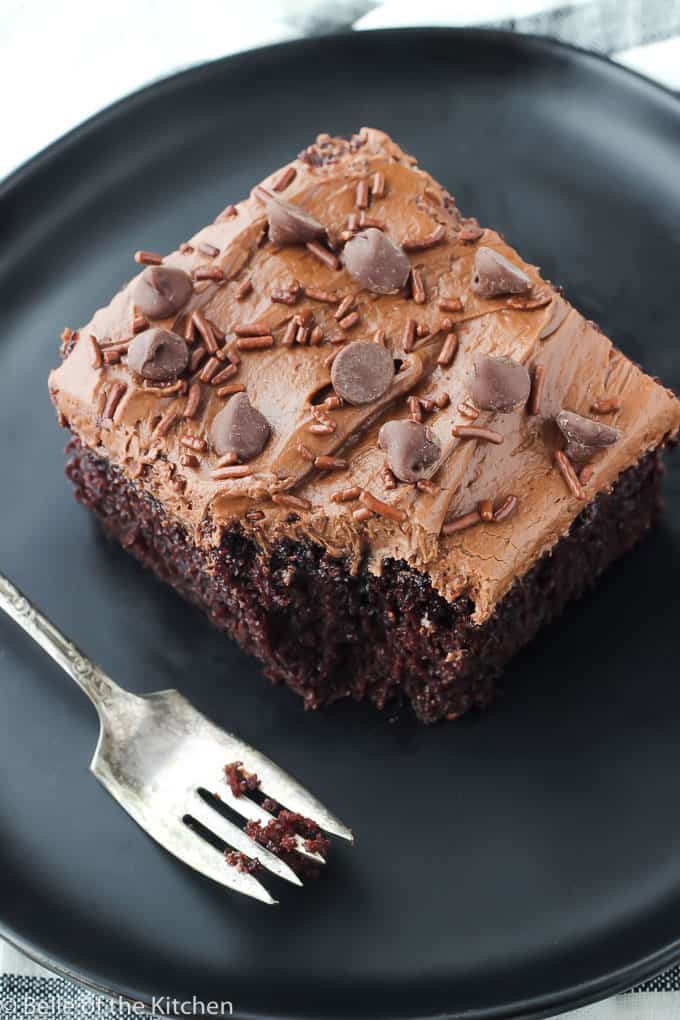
[49,128,680,622]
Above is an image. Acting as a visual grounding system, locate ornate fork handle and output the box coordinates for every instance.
[0,573,125,712]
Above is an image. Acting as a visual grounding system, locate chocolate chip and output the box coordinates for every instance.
[471,247,532,299]
[342,228,410,294]
[133,266,193,319]
[126,328,189,382]
[261,191,325,246]
[378,419,441,482]
[470,355,531,413]
[555,410,619,462]
[331,340,395,406]
[211,393,271,461]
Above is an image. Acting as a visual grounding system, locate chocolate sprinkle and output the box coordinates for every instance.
[453,425,504,444]
[378,419,441,483]
[198,357,220,383]
[315,455,347,471]
[342,229,410,294]
[127,328,189,382]
[437,332,458,368]
[272,493,311,511]
[217,382,246,398]
[281,320,297,347]
[359,490,406,523]
[371,171,386,198]
[334,295,356,321]
[402,224,446,252]
[182,383,201,419]
[211,392,271,461]
[211,363,239,386]
[133,266,193,319]
[89,335,102,369]
[134,251,163,266]
[554,450,585,498]
[356,179,370,210]
[527,364,545,416]
[411,268,426,304]
[470,355,531,413]
[211,464,253,480]
[403,319,417,353]
[591,396,621,414]
[338,311,359,331]
[236,335,274,351]
[305,240,340,270]
[442,509,482,535]
[102,382,127,421]
[331,485,361,503]
[471,247,532,299]
[493,494,518,522]
[478,499,494,522]
[193,266,224,282]
[331,340,395,406]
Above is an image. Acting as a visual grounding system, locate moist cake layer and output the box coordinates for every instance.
[67,439,663,723]
[49,128,680,627]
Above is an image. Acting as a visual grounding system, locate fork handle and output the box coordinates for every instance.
[0,573,127,712]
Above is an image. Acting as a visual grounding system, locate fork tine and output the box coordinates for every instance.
[219,742,354,842]
[206,786,327,863]
[169,833,277,904]
[189,795,303,886]
[108,799,278,904]
[93,769,278,903]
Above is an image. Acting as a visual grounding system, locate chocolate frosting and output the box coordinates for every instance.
[49,127,680,623]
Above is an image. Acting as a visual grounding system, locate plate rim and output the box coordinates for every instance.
[2,25,680,1020]
[2,24,680,197]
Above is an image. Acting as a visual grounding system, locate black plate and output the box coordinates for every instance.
[2,28,680,1020]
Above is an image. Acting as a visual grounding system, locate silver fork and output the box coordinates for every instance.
[0,574,353,904]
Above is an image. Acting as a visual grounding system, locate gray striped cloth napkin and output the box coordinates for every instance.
[1,1,678,1016]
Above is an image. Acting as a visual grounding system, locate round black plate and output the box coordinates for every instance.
[1,29,680,1020]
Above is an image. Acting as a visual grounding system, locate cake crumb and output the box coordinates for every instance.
[224,760,260,798]
[245,810,331,880]
[225,849,262,875]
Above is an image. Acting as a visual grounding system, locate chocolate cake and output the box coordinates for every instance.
[49,128,680,723]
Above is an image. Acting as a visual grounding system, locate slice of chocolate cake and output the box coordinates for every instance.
[49,128,680,723]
